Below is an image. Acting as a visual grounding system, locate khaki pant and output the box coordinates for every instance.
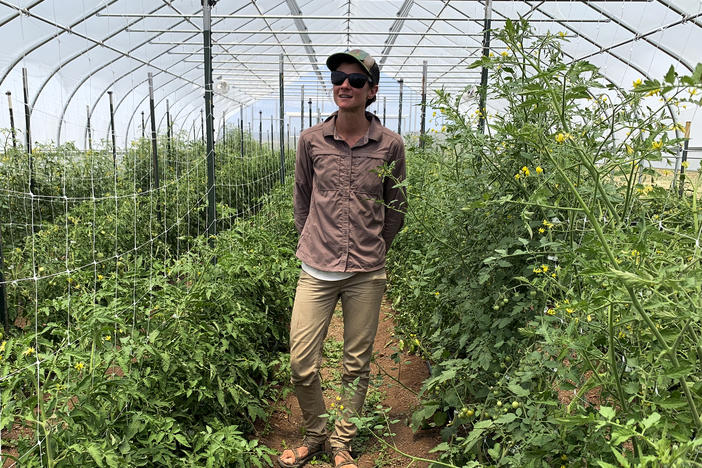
[289,268,386,450]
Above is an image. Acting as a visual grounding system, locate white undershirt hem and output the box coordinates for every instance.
[301,262,357,281]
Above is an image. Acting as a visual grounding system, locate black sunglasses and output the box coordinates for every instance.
[331,71,372,88]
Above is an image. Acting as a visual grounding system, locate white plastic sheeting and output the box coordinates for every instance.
[0,0,699,154]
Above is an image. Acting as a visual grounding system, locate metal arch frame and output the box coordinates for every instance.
[520,1,683,139]
[285,0,327,92]
[118,67,200,149]
[379,0,415,67]
[581,2,695,73]
[215,0,306,84]
[655,0,702,30]
[0,0,44,28]
[116,1,273,147]
[46,4,242,145]
[576,12,702,64]
[0,0,120,88]
[176,93,238,142]
[399,1,484,87]
[30,2,169,110]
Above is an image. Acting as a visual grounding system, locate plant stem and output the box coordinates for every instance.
[542,140,702,431]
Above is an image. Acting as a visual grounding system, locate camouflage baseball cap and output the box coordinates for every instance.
[326,49,380,85]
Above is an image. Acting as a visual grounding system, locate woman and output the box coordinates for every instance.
[277,49,406,468]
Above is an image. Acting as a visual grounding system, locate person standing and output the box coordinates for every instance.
[277,49,406,468]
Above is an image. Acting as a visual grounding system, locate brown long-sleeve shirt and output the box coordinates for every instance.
[294,111,406,272]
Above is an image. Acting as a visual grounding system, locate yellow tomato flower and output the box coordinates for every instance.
[541,264,549,272]
[681,161,689,168]
[501,51,508,57]
[75,362,85,371]
[587,314,592,322]
[626,144,633,155]
[0,341,5,352]
[103,335,111,341]
[23,347,35,356]
[555,132,573,143]
[632,78,642,88]
[651,140,663,150]
[538,227,545,234]
[514,173,521,180]
[535,166,543,174]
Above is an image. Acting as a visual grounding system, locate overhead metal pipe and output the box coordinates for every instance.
[171,52,498,58]
[131,29,514,37]
[101,13,611,22]
[153,41,509,49]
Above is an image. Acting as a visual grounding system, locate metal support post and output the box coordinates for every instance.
[0,222,8,334]
[201,108,205,144]
[300,85,305,131]
[478,0,492,134]
[270,120,274,153]
[259,110,263,148]
[167,100,173,159]
[420,60,427,147]
[383,96,386,126]
[679,121,691,196]
[308,98,312,128]
[397,78,404,135]
[108,91,117,169]
[279,54,286,184]
[88,105,94,150]
[6,92,16,149]
[141,111,145,139]
[221,111,226,148]
[148,73,161,225]
[239,104,244,158]
[22,68,34,194]
[203,0,218,246]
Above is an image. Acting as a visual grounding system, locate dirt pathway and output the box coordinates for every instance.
[258,297,442,467]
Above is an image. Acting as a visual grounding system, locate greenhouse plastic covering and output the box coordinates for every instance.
[0,0,700,152]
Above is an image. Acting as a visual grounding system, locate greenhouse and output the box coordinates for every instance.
[0,0,701,466]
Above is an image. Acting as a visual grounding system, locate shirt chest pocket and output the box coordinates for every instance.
[351,153,387,196]
[311,152,341,191]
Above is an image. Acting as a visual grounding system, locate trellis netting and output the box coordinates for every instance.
[0,0,700,466]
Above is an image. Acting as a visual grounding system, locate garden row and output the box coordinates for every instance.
[386,21,702,467]
[1,184,299,467]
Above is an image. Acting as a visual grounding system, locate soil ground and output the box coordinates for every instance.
[258,297,442,467]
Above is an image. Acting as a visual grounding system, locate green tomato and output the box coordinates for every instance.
[512,401,520,409]
[496,400,503,408]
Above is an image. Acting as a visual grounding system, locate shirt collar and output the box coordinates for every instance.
[322,111,383,143]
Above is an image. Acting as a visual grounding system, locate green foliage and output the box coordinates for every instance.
[387,19,702,467]
[1,134,298,467]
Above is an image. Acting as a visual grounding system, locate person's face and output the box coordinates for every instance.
[332,62,378,112]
